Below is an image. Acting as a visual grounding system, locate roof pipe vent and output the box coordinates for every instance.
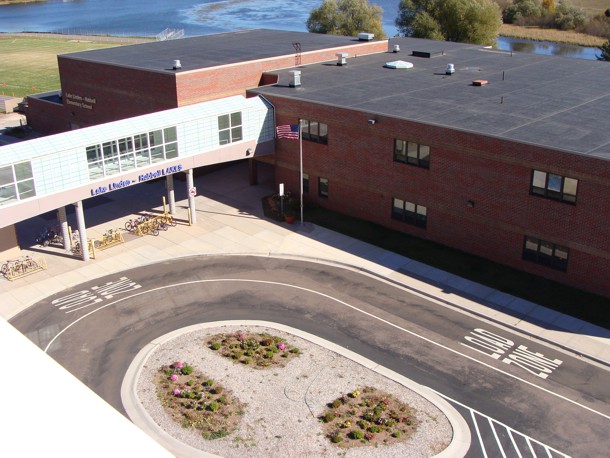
[336,52,348,66]
[289,70,301,87]
[393,44,400,53]
[446,63,455,75]
[172,59,182,70]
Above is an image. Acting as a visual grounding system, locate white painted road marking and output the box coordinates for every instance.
[462,328,563,379]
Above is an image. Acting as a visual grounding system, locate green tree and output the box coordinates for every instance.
[554,0,585,30]
[307,0,386,38]
[504,0,543,24]
[395,0,501,45]
[597,40,610,61]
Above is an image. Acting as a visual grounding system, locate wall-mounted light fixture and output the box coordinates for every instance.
[467,200,475,208]
[368,119,376,125]
[246,147,253,156]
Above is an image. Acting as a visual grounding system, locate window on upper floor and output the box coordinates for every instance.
[392,197,427,228]
[523,236,569,272]
[394,139,430,169]
[0,161,36,206]
[530,170,577,204]
[301,119,328,144]
[218,112,243,145]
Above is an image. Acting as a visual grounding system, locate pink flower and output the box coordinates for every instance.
[173,389,181,396]
[237,333,246,342]
[173,361,184,369]
[170,374,178,381]
[277,342,287,351]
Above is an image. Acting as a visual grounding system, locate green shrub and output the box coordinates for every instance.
[260,338,273,346]
[367,425,381,433]
[265,350,274,359]
[181,365,194,375]
[204,379,214,387]
[323,412,336,423]
[349,430,365,440]
[212,386,223,395]
[289,347,300,354]
[186,380,194,386]
[331,399,342,409]
[243,357,252,365]
[207,401,220,411]
[330,433,343,443]
[210,342,221,350]
[392,431,401,438]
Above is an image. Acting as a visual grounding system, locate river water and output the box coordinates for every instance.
[0,0,600,60]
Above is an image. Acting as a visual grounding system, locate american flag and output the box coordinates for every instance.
[276,124,299,140]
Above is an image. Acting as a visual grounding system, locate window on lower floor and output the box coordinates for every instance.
[301,119,328,144]
[530,170,577,204]
[392,197,427,228]
[523,236,569,272]
[319,177,329,197]
[86,126,178,179]
[394,139,430,168]
[303,173,309,193]
[0,161,36,206]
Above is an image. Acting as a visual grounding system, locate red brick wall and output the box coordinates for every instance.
[266,96,610,297]
[26,98,69,134]
[56,57,178,128]
[47,40,388,130]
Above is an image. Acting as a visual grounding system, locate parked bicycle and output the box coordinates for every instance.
[93,228,121,249]
[125,215,150,232]
[1,255,38,277]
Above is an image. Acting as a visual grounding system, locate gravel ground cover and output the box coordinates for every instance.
[136,324,452,457]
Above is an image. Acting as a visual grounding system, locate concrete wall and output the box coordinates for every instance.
[266,96,610,298]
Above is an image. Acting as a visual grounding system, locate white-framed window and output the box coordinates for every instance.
[85,126,178,179]
[530,170,577,204]
[0,161,36,206]
[392,197,427,228]
[218,112,243,145]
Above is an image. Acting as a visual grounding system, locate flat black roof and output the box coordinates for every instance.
[59,29,381,72]
[251,37,610,161]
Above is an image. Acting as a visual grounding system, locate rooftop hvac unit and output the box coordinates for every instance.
[336,52,348,66]
[289,70,301,87]
[358,33,374,41]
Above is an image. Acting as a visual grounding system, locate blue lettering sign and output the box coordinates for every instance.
[91,186,108,196]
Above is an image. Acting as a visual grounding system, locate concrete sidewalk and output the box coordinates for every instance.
[1,160,609,367]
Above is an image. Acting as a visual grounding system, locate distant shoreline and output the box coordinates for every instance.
[0,31,154,43]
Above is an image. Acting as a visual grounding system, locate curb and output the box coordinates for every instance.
[121,320,471,458]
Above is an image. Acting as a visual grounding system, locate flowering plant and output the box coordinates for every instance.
[172,361,184,369]
[350,390,360,398]
[173,388,181,396]
[170,374,178,381]
[277,342,287,351]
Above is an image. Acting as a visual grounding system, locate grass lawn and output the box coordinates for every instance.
[304,205,610,330]
[0,36,129,98]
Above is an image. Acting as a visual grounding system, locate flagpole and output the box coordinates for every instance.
[299,122,304,226]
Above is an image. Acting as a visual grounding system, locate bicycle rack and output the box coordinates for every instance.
[92,231,124,251]
[135,213,175,236]
[4,256,48,281]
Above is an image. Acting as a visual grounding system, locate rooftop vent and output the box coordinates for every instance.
[358,32,374,41]
[411,50,445,58]
[393,44,400,53]
[472,79,488,86]
[336,52,348,66]
[446,63,455,75]
[384,60,413,69]
[289,70,301,88]
[172,59,182,70]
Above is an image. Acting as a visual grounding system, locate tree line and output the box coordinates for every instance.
[306,0,610,60]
